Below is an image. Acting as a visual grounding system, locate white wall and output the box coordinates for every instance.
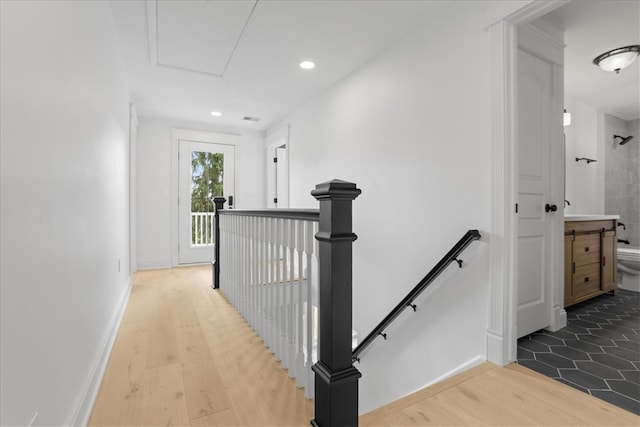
[0,2,131,426]
[136,117,265,269]
[271,3,490,413]
[564,99,604,214]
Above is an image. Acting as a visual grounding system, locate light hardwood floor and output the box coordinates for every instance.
[89,265,313,426]
[360,363,639,426]
[90,265,639,426]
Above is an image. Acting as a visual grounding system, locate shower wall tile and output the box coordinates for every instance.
[604,115,639,247]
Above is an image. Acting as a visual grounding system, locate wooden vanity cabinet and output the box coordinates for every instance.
[564,220,617,307]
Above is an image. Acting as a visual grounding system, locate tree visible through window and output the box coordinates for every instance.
[191,151,224,245]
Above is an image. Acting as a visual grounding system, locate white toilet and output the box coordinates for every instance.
[617,247,640,292]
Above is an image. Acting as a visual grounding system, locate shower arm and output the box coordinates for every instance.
[614,135,634,145]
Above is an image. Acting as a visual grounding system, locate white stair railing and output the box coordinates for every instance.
[218,210,319,398]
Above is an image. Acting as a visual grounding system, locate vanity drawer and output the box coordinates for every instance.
[573,234,600,266]
[565,220,616,234]
[573,263,600,295]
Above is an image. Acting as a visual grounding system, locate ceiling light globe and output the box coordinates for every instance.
[593,45,640,73]
[598,52,638,72]
[210,111,222,117]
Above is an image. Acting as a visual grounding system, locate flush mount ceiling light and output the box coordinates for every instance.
[592,45,640,74]
[210,111,222,117]
[299,60,315,70]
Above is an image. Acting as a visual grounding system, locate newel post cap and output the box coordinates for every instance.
[311,179,361,200]
[213,197,227,208]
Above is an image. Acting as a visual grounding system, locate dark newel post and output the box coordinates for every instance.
[212,197,226,289]
[311,180,362,427]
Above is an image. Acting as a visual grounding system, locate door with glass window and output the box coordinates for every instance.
[178,140,235,264]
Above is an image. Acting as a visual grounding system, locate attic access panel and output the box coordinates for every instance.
[154,0,256,76]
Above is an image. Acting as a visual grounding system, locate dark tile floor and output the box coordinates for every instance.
[517,289,640,415]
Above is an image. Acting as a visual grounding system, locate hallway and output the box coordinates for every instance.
[89,265,313,426]
[90,266,639,426]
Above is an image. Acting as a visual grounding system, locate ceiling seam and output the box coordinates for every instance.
[220,0,259,77]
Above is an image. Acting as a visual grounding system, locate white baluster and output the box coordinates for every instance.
[267,217,275,352]
[280,218,289,370]
[220,215,225,291]
[287,218,296,378]
[295,220,305,388]
[240,216,244,311]
[246,215,253,328]
[313,220,320,363]
[304,220,315,399]
[238,216,244,317]
[262,216,270,348]
[233,215,239,307]
[258,216,265,341]
[219,216,224,291]
[273,218,282,361]
[228,216,234,302]
[271,218,280,354]
[250,217,257,332]
[203,212,207,245]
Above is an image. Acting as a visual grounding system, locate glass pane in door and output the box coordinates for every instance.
[190,151,223,246]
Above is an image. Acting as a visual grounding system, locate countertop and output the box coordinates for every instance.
[564,215,620,221]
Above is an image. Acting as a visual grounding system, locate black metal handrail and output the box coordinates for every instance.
[351,229,481,362]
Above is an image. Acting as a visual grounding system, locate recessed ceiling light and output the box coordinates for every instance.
[299,61,315,70]
[210,111,222,117]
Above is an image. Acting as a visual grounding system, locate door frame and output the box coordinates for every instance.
[487,0,569,365]
[170,128,239,266]
[265,125,290,209]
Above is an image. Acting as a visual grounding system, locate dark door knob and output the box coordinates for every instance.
[545,203,557,213]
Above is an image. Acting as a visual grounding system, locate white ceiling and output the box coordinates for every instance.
[109,0,450,131]
[542,0,640,121]
[110,1,640,132]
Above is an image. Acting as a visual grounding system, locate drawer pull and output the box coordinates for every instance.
[585,277,590,282]
[585,247,589,252]
[603,256,606,267]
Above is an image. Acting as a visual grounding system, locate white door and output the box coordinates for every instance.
[516,28,562,338]
[178,140,235,264]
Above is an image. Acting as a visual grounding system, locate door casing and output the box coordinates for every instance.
[487,0,569,365]
[170,128,239,266]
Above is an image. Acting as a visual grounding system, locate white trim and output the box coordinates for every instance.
[129,103,138,274]
[398,355,486,402]
[146,0,157,66]
[170,128,239,266]
[70,278,131,426]
[488,19,518,366]
[145,0,229,78]
[265,125,290,144]
[487,0,567,365]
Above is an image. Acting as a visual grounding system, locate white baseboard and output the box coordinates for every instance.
[137,259,171,270]
[430,355,486,386]
[548,306,567,332]
[70,278,132,426]
[398,355,486,404]
[487,329,508,365]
